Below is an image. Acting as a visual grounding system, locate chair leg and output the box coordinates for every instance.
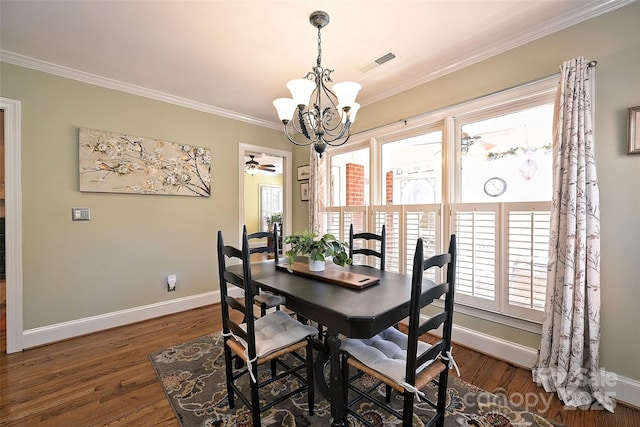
[223,342,235,409]
[306,339,315,415]
[385,384,392,402]
[260,303,267,317]
[250,364,261,426]
[402,391,415,427]
[435,369,450,427]
[341,353,349,407]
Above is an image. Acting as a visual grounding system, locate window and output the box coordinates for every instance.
[329,147,370,207]
[259,185,282,232]
[323,77,556,324]
[458,104,554,203]
[381,130,442,205]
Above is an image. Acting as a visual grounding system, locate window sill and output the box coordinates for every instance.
[428,299,543,334]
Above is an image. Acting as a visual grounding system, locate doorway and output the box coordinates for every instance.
[1,97,23,354]
[0,110,5,353]
[239,144,292,244]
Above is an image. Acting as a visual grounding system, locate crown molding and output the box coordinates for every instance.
[359,0,635,106]
[0,50,281,131]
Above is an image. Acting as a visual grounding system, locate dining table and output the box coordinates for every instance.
[232,258,427,427]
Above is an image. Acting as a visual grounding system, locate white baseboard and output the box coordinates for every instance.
[600,368,640,410]
[451,324,538,368]
[449,324,640,409]
[22,291,220,349]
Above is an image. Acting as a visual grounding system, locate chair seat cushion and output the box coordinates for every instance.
[340,326,433,386]
[239,310,317,358]
[254,291,285,308]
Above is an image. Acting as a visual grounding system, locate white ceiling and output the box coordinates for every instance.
[0,1,632,129]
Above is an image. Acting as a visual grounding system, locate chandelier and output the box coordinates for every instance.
[273,11,361,157]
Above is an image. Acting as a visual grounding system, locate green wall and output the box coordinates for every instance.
[355,2,640,381]
[0,62,299,329]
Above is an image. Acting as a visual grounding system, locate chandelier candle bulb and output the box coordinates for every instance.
[287,79,316,106]
[333,82,361,106]
[273,98,296,122]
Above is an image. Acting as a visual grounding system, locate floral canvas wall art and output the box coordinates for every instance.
[79,128,211,197]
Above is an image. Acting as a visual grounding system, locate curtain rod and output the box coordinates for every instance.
[353,59,597,136]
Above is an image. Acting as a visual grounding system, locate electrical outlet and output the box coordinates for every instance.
[167,274,177,292]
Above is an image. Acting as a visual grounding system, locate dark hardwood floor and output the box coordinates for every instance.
[1,304,638,426]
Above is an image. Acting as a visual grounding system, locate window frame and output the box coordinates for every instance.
[322,76,557,329]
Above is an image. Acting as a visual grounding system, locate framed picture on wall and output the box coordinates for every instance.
[300,182,309,201]
[628,106,640,154]
[297,164,310,180]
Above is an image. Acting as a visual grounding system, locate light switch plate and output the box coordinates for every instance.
[72,207,91,221]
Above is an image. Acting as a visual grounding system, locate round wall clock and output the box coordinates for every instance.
[484,177,507,197]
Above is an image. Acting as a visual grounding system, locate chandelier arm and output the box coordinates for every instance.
[325,134,351,147]
[282,122,313,146]
[297,107,312,140]
[321,123,352,146]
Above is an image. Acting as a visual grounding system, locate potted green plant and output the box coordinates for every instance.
[284,231,352,272]
[266,212,283,231]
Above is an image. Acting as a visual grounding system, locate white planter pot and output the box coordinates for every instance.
[308,259,326,272]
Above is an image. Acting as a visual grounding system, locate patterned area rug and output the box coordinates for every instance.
[149,332,565,426]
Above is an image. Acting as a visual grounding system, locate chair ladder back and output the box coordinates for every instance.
[217,230,259,360]
[417,310,448,336]
[405,235,457,391]
[244,224,280,264]
[416,341,445,371]
[349,223,386,270]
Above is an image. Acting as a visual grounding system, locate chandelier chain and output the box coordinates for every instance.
[317,26,322,69]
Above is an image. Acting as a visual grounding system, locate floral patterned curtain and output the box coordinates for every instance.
[308,151,326,235]
[532,57,614,412]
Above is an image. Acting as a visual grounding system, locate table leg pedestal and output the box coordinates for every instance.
[327,332,346,427]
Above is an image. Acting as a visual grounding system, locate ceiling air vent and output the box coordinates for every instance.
[360,51,397,73]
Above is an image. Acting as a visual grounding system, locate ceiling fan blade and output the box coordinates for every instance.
[261,163,275,168]
[258,166,276,172]
[476,140,497,150]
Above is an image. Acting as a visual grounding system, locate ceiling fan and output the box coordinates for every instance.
[461,131,502,153]
[245,155,276,174]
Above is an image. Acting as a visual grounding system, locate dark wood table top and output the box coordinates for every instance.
[243,260,417,339]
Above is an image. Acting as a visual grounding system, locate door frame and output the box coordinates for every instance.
[1,97,24,353]
[239,143,292,243]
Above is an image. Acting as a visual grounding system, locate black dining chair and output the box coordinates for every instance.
[243,224,286,316]
[340,234,457,427]
[349,224,386,271]
[314,224,388,400]
[217,230,317,426]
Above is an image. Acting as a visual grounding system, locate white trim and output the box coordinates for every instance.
[0,51,280,131]
[21,291,219,350]
[451,323,538,368]
[358,0,634,107]
[0,97,23,354]
[603,371,640,409]
[434,322,640,408]
[454,303,542,334]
